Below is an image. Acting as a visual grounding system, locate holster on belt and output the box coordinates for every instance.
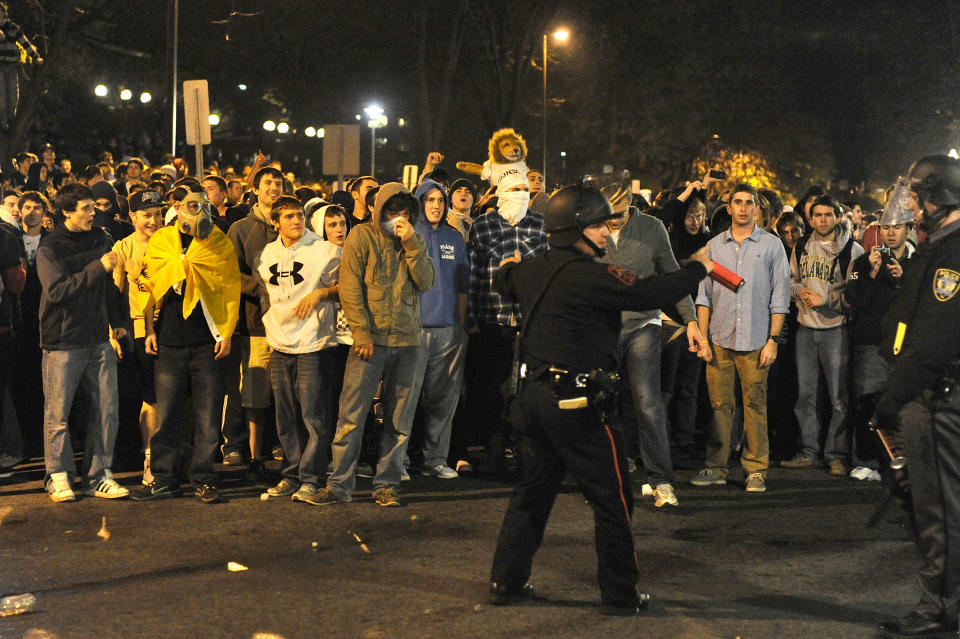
[547,366,619,412]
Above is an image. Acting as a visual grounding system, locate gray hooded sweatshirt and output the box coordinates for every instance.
[790,225,864,330]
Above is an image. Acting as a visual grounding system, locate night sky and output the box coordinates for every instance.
[12,0,956,197]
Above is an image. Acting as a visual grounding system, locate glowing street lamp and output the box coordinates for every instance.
[140,92,152,104]
[542,28,570,186]
[277,122,290,134]
[364,104,386,176]
[208,113,220,126]
[94,84,108,97]
[305,126,317,138]
[263,120,276,132]
[119,88,132,101]
[317,127,325,138]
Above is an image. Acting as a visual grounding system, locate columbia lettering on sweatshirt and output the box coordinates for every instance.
[790,225,864,329]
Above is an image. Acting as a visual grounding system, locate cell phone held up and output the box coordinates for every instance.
[873,246,895,262]
[708,169,727,180]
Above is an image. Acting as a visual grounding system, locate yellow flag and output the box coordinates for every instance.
[140,226,241,338]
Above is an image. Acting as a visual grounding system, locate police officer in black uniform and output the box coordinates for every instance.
[876,155,960,639]
[487,183,712,615]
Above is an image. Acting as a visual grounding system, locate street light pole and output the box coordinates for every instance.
[370,122,377,177]
[542,30,568,189]
[542,33,548,186]
[169,0,179,156]
[364,104,385,178]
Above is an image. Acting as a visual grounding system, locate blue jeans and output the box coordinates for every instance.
[270,348,337,488]
[405,326,467,469]
[618,325,674,487]
[328,345,420,499]
[151,343,225,486]
[42,343,119,486]
[794,326,850,462]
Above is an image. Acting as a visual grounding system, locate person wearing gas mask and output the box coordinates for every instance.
[131,191,240,504]
[319,183,434,508]
[875,155,960,639]
[466,170,548,475]
[487,183,713,615]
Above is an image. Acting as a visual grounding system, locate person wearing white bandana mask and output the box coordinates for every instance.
[465,169,547,476]
[495,172,531,226]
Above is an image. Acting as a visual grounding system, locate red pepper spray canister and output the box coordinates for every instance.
[709,261,744,292]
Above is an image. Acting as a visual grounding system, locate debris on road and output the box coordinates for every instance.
[348,530,371,553]
[97,517,110,541]
[0,592,37,617]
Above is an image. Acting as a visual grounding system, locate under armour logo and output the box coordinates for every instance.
[268,262,304,286]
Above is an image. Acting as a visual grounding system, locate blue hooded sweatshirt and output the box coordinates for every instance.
[413,179,469,327]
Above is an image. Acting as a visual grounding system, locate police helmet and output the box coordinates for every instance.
[544,184,618,248]
[908,155,960,207]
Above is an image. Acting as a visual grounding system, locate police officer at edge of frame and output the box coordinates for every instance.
[876,155,960,639]
[487,182,713,615]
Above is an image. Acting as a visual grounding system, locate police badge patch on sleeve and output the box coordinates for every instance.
[934,268,960,301]
[607,265,637,286]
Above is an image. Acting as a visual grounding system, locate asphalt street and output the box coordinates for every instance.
[0,459,920,639]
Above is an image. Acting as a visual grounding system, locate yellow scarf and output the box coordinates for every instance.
[139,225,241,338]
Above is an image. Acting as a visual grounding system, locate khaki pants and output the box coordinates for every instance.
[704,344,769,475]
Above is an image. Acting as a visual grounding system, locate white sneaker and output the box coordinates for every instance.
[48,471,76,503]
[653,483,678,508]
[865,469,881,482]
[400,468,411,482]
[422,464,458,479]
[640,483,654,497]
[82,470,130,499]
[849,466,873,481]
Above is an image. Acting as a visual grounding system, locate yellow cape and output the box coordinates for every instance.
[139,225,241,338]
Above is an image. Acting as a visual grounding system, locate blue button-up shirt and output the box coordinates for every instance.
[695,224,791,352]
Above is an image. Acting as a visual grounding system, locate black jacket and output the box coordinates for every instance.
[878,221,960,415]
[494,247,706,373]
[36,225,126,350]
[847,245,915,346]
[227,208,277,336]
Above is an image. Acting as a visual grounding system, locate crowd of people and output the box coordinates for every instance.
[0,141,919,510]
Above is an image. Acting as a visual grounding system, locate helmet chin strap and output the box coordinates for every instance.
[581,232,605,257]
[918,199,957,233]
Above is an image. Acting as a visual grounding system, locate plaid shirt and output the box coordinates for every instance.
[468,208,547,326]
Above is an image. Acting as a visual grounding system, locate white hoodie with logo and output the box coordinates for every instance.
[256,229,341,353]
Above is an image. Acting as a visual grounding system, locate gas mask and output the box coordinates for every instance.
[178,192,214,239]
